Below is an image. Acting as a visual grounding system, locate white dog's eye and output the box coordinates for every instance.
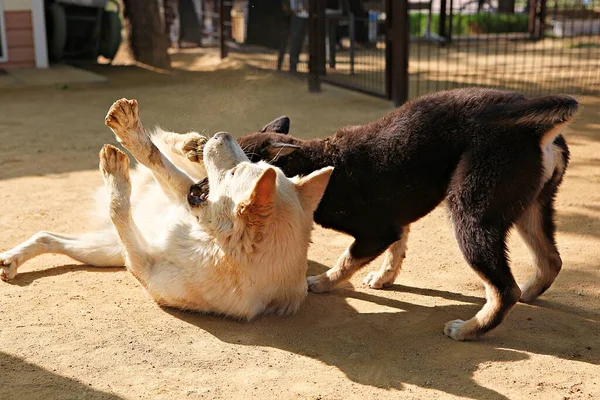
[229,168,236,177]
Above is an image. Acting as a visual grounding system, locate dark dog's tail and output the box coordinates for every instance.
[475,95,579,144]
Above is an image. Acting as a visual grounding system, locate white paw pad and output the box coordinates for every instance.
[181,134,208,162]
[444,319,467,341]
[306,275,331,293]
[518,281,539,303]
[0,255,18,281]
[363,271,394,289]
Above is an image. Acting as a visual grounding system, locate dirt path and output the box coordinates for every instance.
[1,57,599,400]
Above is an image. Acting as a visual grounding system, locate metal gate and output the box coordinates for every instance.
[219,1,600,105]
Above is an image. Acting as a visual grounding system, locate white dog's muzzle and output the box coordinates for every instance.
[204,132,249,173]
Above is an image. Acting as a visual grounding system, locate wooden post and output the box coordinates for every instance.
[308,0,323,92]
[536,0,547,40]
[528,0,538,39]
[219,0,230,59]
[317,0,326,76]
[389,0,410,106]
[447,0,454,43]
[438,0,447,39]
[385,0,392,100]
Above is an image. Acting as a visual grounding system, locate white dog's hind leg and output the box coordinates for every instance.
[99,144,154,285]
[104,99,194,206]
[0,230,124,281]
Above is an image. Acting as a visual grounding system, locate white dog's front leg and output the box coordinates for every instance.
[104,98,194,205]
[99,144,154,285]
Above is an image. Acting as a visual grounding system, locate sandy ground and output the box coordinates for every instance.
[0,55,599,400]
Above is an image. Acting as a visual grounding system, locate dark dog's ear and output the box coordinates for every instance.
[260,116,290,134]
[266,142,300,161]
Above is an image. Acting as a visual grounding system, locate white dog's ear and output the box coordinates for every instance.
[237,168,277,219]
[295,166,334,212]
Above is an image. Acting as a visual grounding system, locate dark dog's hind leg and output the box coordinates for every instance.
[443,147,542,340]
[515,181,564,302]
[445,219,521,341]
[307,235,400,293]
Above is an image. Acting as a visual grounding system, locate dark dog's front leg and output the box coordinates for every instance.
[363,225,411,289]
[307,237,398,293]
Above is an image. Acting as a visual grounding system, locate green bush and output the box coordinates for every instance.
[409,12,530,36]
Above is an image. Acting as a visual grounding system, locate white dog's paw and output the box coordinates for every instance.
[179,133,208,163]
[100,145,130,181]
[105,98,139,132]
[307,274,334,293]
[104,98,146,148]
[99,145,132,205]
[443,319,470,341]
[363,270,396,289]
[0,253,19,281]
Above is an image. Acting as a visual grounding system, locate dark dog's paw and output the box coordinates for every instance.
[306,274,333,293]
[363,270,395,289]
[444,319,478,341]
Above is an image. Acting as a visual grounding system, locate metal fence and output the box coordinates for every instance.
[218,0,600,104]
[316,1,389,97]
[409,0,600,98]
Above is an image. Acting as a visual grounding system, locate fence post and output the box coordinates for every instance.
[447,2,454,43]
[308,0,324,92]
[219,0,230,59]
[385,0,392,99]
[537,0,547,39]
[438,0,447,39]
[389,0,410,106]
[528,0,537,38]
[317,1,326,76]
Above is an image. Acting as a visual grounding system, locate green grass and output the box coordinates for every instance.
[568,42,600,49]
[409,12,530,36]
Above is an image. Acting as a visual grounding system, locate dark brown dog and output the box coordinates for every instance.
[237,88,577,340]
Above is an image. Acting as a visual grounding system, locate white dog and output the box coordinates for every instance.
[0,99,333,320]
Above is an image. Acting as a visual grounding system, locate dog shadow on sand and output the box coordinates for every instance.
[162,261,599,400]
[10,261,599,400]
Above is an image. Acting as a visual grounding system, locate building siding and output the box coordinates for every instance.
[2,10,35,69]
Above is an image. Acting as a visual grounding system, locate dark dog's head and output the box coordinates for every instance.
[237,116,331,178]
[237,116,304,169]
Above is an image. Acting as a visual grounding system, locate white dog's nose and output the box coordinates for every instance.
[213,132,231,141]
[204,131,249,174]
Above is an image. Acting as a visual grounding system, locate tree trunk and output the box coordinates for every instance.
[497,0,516,13]
[122,0,171,69]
